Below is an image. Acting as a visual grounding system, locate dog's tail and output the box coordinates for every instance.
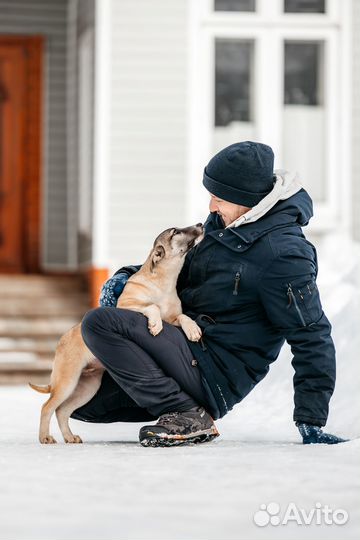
[28,382,51,394]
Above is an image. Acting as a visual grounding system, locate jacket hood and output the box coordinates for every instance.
[226,169,306,228]
[205,170,313,249]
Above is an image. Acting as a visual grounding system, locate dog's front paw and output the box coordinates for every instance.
[148,319,163,336]
[182,321,202,342]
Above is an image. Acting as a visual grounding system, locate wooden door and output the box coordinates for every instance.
[0,37,43,273]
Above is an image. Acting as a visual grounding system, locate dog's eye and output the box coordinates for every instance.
[172,229,180,236]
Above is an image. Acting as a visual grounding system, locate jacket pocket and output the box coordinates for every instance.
[286,279,323,327]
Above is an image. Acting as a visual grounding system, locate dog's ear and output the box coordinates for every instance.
[150,245,165,272]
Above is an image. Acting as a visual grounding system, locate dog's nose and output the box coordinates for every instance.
[196,223,203,228]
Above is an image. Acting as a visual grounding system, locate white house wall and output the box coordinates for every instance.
[0,0,70,267]
[107,0,189,272]
[353,0,360,242]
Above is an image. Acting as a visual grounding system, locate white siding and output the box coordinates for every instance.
[353,0,360,242]
[0,0,69,267]
[108,0,189,271]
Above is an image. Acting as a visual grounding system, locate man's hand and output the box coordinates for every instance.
[296,423,348,445]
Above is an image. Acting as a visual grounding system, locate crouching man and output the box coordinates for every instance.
[72,141,347,447]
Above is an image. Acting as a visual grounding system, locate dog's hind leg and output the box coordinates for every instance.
[38,327,92,444]
[55,368,104,443]
[39,368,85,444]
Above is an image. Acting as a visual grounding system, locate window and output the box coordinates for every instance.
[215,40,253,125]
[284,42,323,105]
[284,0,325,13]
[214,39,255,152]
[214,0,256,12]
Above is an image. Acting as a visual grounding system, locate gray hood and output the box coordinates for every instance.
[226,169,303,229]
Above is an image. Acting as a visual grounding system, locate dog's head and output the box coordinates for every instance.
[150,223,204,272]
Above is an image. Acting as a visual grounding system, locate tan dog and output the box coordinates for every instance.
[29,224,204,444]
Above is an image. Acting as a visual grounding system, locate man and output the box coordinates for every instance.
[72,141,347,446]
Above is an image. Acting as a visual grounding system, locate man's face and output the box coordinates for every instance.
[209,193,251,227]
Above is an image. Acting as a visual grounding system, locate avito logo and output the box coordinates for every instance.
[253,502,348,527]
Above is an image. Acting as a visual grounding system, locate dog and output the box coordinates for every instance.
[29,223,204,444]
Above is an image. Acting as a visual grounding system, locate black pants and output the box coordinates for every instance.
[71,307,210,423]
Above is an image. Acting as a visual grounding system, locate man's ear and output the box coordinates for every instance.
[150,245,165,272]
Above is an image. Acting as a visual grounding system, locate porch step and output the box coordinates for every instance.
[0,275,86,296]
[0,337,58,357]
[0,296,89,316]
[0,352,53,363]
[0,316,82,337]
[0,275,90,384]
[0,359,52,385]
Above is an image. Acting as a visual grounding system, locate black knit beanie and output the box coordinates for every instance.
[203,141,275,207]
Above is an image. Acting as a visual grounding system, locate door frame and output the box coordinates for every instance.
[0,35,43,273]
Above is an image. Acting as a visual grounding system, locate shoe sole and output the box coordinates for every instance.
[140,427,219,448]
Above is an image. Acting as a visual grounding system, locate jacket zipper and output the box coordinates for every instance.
[233,272,241,295]
[287,283,306,327]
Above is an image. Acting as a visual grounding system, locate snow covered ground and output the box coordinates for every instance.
[1,348,359,540]
[1,243,359,540]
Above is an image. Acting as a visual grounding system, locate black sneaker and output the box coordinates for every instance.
[139,406,220,447]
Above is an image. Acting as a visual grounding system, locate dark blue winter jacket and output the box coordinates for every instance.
[107,189,336,426]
